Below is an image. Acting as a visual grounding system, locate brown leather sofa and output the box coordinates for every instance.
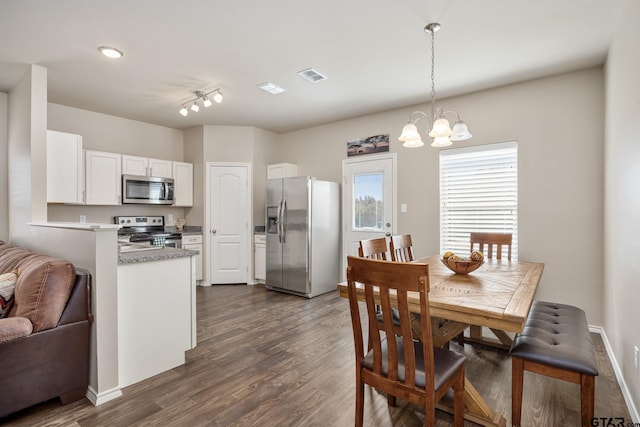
[0,240,92,417]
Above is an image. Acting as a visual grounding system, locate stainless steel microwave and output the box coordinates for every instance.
[122,174,174,205]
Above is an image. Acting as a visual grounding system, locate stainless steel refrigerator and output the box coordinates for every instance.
[266,176,340,298]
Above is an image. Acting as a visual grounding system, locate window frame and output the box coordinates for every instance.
[439,141,518,258]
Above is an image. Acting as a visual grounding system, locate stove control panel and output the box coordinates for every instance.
[115,216,165,227]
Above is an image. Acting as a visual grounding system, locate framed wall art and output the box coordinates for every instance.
[347,133,389,157]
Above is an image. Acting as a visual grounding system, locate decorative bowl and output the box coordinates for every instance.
[441,258,484,275]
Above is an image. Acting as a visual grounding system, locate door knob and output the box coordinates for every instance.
[211,229,217,234]
[385,232,391,237]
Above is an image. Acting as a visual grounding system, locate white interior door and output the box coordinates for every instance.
[342,153,396,279]
[206,163,251,284]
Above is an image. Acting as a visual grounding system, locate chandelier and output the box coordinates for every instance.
[399,23,472,148]
[179,89,223,117]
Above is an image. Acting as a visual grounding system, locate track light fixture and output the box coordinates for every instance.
[178,89,223,117]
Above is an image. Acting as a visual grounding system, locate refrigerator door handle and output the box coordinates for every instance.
[282,198,287,244]
[277,198,283,243]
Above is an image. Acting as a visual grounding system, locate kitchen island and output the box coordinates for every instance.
[117,245,198,388]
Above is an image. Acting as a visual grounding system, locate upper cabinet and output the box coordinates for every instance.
[173,161,193,207]
[85,150,122,205]
[122,155,172,178]
[47,130,84,204]
[267,163,298,179]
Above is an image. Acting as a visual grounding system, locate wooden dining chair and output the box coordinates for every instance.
[358,237,389,260]
[345,256,465,427]
[469,232,512,260]
[389,234,414,262]
[462,232,514,348]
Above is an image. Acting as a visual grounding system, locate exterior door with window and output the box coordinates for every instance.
[342,154,396,279]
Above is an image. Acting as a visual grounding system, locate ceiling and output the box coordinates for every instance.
[0,0,624,134]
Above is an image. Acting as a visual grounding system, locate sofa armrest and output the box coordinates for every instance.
[58,269,92,326]
[0,317,33,343]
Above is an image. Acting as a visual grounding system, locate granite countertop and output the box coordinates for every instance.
[118,245,199,265]
[179,225,202,235]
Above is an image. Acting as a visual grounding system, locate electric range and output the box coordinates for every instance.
[115,215,182,247]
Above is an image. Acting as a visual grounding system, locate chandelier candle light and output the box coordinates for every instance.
[399,23,472,148]
[179,89,223,117]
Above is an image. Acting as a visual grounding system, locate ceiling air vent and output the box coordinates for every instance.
[257,82,286,95]
[297,68,328,83]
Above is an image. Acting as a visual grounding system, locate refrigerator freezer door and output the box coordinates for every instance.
[282,176,310,295]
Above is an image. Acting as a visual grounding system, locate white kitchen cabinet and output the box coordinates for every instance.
[122,154,172,178]
[47,130,84,204]
[254,234,266,282]
[267,163,298,179]
[173,161,193,207]
[85,150,122,205]
[182,234,202,281]
[149,158,173,178]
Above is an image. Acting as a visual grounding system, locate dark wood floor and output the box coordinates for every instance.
[1,284,632,426]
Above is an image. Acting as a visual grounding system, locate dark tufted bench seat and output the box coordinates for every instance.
[510,301,598,427]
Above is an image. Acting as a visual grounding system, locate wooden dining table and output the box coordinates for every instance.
[337,254,545,427]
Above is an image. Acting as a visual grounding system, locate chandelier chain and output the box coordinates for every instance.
[430,28,436,112]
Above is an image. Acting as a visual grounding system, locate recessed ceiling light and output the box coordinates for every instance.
[257,82,286,95]
[99,46,124,59]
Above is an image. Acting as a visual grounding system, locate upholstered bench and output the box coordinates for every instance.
[510,301,598,427]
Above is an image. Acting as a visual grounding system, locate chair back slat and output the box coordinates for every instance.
[469,232,513,260]
[358,238,389,260]
[363,284,383,373]
[390,234,414,262]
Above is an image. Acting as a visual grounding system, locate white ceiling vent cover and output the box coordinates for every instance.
[257,82,286,95]
[297,68,328,83]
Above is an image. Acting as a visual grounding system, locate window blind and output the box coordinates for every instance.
[439,142,518,258]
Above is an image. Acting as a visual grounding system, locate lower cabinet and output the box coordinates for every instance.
[182,234,203,281]
[254,234,266,282]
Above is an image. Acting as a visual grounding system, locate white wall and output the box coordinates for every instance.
[604,0,640,418]
[183,125,205,229]
[187,124,279,228]
[47,103,187,224]
[8,65,48,243]
[0,92,7,241]
[252,127,279,226]
[277,68,605,326]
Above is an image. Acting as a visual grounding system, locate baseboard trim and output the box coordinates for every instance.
[86,386,123,406]
[589,325,639,423]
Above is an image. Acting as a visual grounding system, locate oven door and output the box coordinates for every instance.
[164,238,182,249]
[122,175,174,205]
